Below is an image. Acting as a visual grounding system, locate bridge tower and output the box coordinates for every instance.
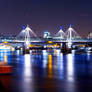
[16,25,37,53]
[55,26,66,39]
[61,24,77,53]
[24,25,32,49]
[66,24,72,48]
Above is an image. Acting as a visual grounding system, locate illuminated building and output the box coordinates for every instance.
[43,32,52,38]
[88,32,92,38]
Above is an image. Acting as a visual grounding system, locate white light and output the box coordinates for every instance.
[54,49,60,56]
[23,52,34,91]
[43,50,48,68]
[4,54,8,63]
[24,53,32,78]
[24,54,31,67]
[87,52,91,61]
[57,53,63,70]
[43,50,47,55]
[67,54,74,81]
[67,42,72,48]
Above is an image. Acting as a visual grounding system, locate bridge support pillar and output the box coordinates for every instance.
[61,42,72,53]
[23,48,30,54]
[22,42,30,54]
[66,42,72,53]
[61,42,67,53]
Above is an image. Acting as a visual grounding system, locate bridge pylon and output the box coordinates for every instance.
[16,25,37,49]
[55,26,66,39]
[16,25,37,54]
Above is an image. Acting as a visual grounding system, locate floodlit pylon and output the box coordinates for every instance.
[65,24,81,48]
[16,25,37,48]
[65,24,81,41]
[55,26,66,39]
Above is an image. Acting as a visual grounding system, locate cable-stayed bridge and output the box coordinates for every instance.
[0,25,92,43]
[0,25,92,49]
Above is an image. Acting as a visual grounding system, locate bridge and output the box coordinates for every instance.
[0,25,91,43]
[0,24,92,50]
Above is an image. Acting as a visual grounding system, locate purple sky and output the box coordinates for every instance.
[0,0,92,37]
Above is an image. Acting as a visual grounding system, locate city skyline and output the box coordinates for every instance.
[0,0,92,37]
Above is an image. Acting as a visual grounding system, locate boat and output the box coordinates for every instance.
[0,62,13,74]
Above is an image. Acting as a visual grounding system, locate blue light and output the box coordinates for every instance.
[21,25,26,29]
[60,25,62,29]
[70,24,72,27]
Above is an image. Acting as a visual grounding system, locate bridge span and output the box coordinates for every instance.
[1,38,92,43]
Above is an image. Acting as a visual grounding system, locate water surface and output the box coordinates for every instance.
[0,49,92,92]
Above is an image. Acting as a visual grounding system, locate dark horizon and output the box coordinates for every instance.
[0,0,92,37]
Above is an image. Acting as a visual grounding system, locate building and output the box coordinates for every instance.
[43,32,52,38]
[88,32,92,38]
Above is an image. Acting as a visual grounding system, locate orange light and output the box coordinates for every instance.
[48,54,53,78]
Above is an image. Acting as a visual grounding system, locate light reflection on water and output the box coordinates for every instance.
[0,51,9,63]
[48,54,53,78]
[87,52,91,61]
[4,53,8,63]
[0,49,92,92]
[24,53,32,77]
[0,49,92,80]
[67,54,74,81]
[56,53,64,79]
[57,53,63,70]
[42,50,48,68]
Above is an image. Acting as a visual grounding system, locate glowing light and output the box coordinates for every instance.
[55,26,66,38]
[16,50,20,55]
[25,40,30,48]
[67,54,74,81]
[17,25,37,49]
[48,54,53,78]
[67,42,72,48]
[24,53,32,78]
[60,25,63,29]
[87,52,91,61]
[42,50,48,68]
[4,54,8,63]
[43,50,47,55]
[69,24,72,28]
[0,46,13,51]
[3,41,8,43]
[23,52,34,91]
[47,41,53,44]
[22,25,26,29]
[54,49,60,56]
[24,54,31,67]
[57,53,63,70]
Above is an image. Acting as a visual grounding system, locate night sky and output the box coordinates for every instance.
[0,0,92,37]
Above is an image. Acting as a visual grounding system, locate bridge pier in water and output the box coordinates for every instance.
[61,24,75,54]
[23,44,30,54]
[23,48,30,54]
[61,42,72,53]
